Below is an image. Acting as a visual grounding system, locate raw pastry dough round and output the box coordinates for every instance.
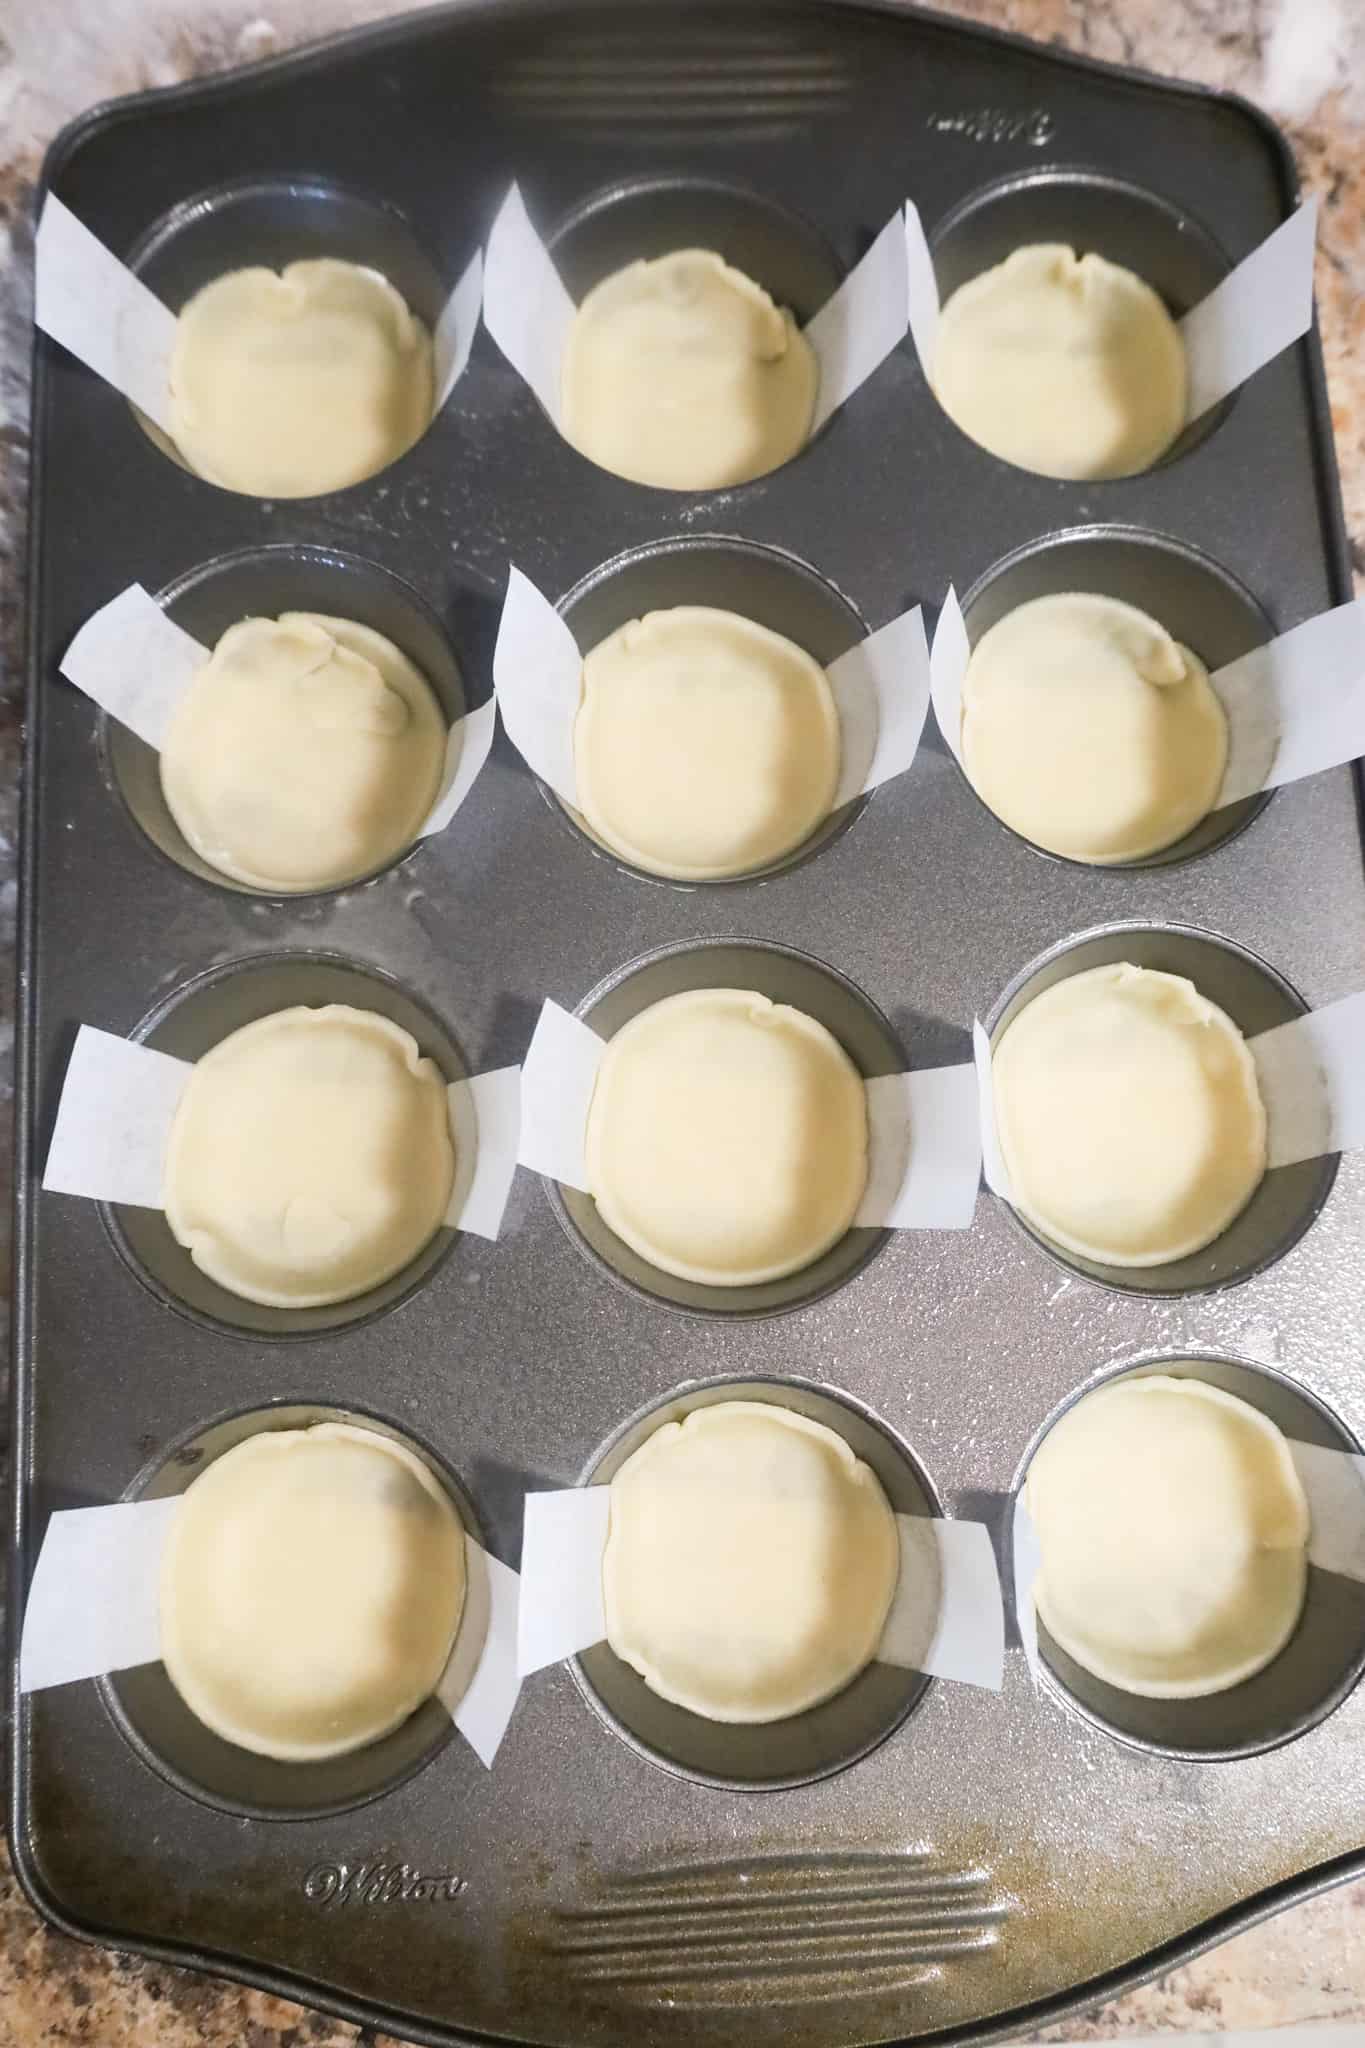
[160,613,448,892]
[585,988,868,1286]
[163,1004,455,1307]
[562,250,818,490]
[574,606,841,878]
[603,1401,899,1722]
[168,260,435,496]
[1025,1376,1309,1698]
[161,1422,466,1759]
[992,963,1267,1266]
[933,245,1188,480]
[961,593,1228,863]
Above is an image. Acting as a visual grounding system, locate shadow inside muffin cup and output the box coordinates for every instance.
[1013,1352,1365,1761]
[543,174,843,485]
[104,951,467,1340]
[124,177,452,488]
[100,544,469,898]
[550,938,904,1319]
[984,921,1338,1298]
[572,1376,938,1789]
[928,166,1234,471]
[549,534,873,886]
[101,1402,482,1819]
[957,525,1274,869]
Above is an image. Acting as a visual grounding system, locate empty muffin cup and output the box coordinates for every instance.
[125,177,451,492]
[984,922,1337,1295]
[102,1402,480,1817]
[102,544,468,896]
[105,951,467,1339]
[551,534,871,884]
[928,167,1233,472]
[573,1376,938,1788]
[1014,1352,1365,1759]
[551,937,904,1317]
[957,525,1273,866]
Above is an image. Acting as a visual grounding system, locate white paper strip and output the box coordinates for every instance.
[517,1485,611,1676]
[436,1538,522,1766]
[858,1066,980,1230]
[494,565,931,817]
[60,583,206,749]
[1010,1495,1042,1682]
[516,999,602,1192]
[35,195,178,431]
[36,195,479,438]
[418,697,497,840]
[903,201,940,383]
[445,1067,522,1239]
[826,604,931,807]
[929,583,1365,818]
[483,184,908,447]
[1181,199,1319,424]
[517,1484,1003,1689]
[1291,1440,1365,1582]
[21,1499,521,1768]
[804,206,910,435]
[482,184,576,426]
[1252,990,1365,1169]
[43,1025,189,1207]
[892,1514,1004,1690]
[61,583,492,839]
[491,567,582,808]
[903,196,1318,429]
[433,249,485,410]
[971,1019,1012,1202]
[928,585,968,765]
[1212,599,1365,807]
[19,1496,180,1689]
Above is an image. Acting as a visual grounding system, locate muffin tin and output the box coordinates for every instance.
[11,5,1365,2047]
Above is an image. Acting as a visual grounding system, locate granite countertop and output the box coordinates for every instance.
[2,1,1363,2042]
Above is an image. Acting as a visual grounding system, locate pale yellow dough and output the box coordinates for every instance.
[992,964,1267,1266]
[603,1401,899,1722]
[160,613,447,892]
[169,260,435,496]
[160,1423,466,1759]
[1025,1376,1309,1698]
[961,593,1228,863]
[585,988,868,1287]
[561,250,818,490]
[933,245,1188,480]
[163,1005,455,1307]
[573,606,840,879]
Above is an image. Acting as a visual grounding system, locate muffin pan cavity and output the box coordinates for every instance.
[573,1376,938,1789]
[103,544,468,896]
[102,1402,481,1818]
[1015,1353,1365,1760]
[106,951,467,1339]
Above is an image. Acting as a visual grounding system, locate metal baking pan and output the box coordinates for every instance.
[11,2,1365,2043]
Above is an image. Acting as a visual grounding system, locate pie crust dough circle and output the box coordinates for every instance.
[992,963,1267,1266]
[163,1004,455,1308]
[933,245,1188,480]
[603,1401,900,1723]
[1025,1376,1309,1698]
[574,606,841,879]
[161,613,448,892]
[561,250,818,490]
[160,1422,467,1759]
[961,593,1228,863]
[169,259,435,497]
[584,988,869,1287]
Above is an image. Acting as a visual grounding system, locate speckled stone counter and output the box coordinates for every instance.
[2,3,1363,2043]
